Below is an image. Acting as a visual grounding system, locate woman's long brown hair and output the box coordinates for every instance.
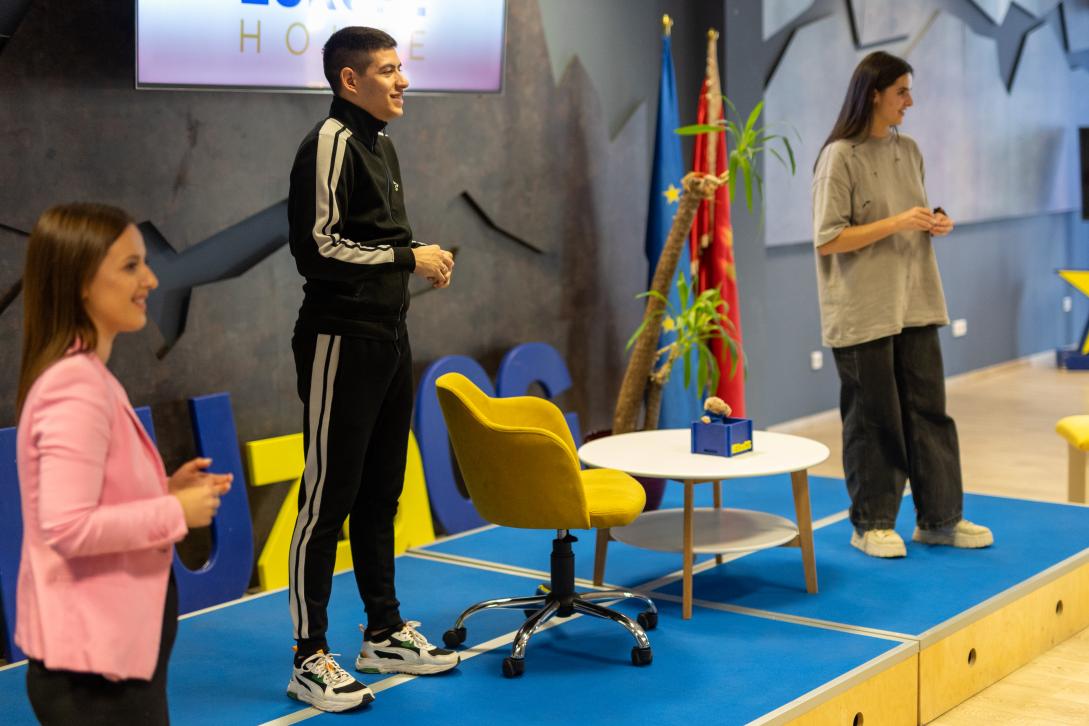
[16,203,132,414]
[815,51,914,170]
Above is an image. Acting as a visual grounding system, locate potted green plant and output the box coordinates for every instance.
[611,99,795,436]
[628,271,741,431]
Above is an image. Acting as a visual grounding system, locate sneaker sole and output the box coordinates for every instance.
[912,531,994,548]
[850,532,906,558]
[286,681,375,712]
[355,656,460,675]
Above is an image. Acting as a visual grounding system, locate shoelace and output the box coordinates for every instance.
[305,652,355,687]
[393,620,432,650]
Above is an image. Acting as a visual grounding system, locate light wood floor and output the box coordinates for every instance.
[772,353,1089,724]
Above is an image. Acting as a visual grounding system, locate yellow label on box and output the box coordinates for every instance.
[731,440,753,454]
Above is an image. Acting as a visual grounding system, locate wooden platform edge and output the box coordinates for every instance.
[749,642,919,725]
[917,556,1089,722]
[917,547,1089,648]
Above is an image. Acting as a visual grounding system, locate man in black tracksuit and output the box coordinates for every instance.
[283,27,458,714]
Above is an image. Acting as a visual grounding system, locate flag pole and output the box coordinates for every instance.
[702,28,723,251]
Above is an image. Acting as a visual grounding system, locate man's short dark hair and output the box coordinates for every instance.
[322,27,397,92]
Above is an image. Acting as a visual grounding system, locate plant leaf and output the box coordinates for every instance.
[674,123,726,136]
[744,100,764,136]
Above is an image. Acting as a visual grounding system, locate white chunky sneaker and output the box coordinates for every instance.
[287,651,374,712]
[913,520,994,548]
[356,621,460,675]
[850,528,907,558]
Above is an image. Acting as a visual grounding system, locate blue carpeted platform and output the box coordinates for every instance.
[416,474,850,587]
[0,557,552,725]
[3,486,1086,724]
[0,546,903,726]
[368,598,905,726]
[655,493,1089,637]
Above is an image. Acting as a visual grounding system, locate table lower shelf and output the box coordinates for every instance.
[612,507,799,554]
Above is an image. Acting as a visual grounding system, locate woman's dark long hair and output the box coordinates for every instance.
[17,203,132,414]
[815,51,914,169]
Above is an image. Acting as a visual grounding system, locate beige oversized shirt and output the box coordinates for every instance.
[812,133,949,348]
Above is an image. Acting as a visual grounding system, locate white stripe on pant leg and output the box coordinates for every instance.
[299,335,341,637]
[289,333,330,638]
[289,334,340,639]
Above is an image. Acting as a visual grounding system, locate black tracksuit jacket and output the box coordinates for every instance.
[288,96,423,339]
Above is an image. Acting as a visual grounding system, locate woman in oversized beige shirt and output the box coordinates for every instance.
[811,51,992,558]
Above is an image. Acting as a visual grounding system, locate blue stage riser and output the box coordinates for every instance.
[654,493,1089,637]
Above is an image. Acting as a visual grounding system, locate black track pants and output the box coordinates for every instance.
[289,332,412,648]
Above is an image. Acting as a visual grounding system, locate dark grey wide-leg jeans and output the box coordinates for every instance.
[832,325,964,532]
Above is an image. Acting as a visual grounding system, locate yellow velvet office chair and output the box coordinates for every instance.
[435,372,656,677]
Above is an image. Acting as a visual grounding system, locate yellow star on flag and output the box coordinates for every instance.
[662,184,680,204]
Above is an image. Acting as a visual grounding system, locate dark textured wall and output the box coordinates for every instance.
[0,0,672,455]
[5,0,1085,513]
[1,0,726,559]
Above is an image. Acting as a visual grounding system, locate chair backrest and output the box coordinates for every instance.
[435,373,591,530]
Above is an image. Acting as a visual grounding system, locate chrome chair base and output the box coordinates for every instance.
[441,531,656,676]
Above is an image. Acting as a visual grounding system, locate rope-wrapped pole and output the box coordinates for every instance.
[612,171,726,435]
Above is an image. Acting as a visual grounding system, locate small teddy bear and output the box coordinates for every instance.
[699,396,732,425]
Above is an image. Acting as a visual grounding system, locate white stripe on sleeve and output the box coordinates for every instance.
[312,119,396,266]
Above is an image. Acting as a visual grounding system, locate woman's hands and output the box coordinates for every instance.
[895,206,954,236]
[170,457,232,529]
[820,206,956,256]
[896,206,936,232]
[930,211,954,236]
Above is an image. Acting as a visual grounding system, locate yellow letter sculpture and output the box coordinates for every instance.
[247,431,435,592]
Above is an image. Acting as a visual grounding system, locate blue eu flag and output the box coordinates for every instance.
[644,32,700,429]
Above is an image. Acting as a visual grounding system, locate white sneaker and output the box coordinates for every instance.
[356,621,460,675]
[850,528,907,558]
[913,520,994,548]
[287,651,374,712]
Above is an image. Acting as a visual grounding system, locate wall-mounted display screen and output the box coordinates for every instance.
[136,0,506,93]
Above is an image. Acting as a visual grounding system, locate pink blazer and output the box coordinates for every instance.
[15,351,187,680]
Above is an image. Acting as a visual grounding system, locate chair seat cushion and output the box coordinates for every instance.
[1057,415,1089,450]
[580,469,646,529]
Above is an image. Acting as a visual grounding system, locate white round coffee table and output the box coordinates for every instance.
[578,429,830,618]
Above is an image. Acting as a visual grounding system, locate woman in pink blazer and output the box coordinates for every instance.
[15,203,231,724]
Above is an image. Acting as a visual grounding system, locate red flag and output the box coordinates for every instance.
[689,31,745,416]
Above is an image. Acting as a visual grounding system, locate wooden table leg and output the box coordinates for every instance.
[713,480,723,565]
[683,479,694,619]
[1069,445,1086,504]
[593,528,610,586]
[790,470,818,594]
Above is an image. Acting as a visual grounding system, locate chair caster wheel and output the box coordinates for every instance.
[502,657,525,677]
[637,610,658,631]
[443,627,466,648]
[631,646,653,666]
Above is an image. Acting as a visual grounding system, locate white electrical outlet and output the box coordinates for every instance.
[952,318,967,337]
[1064,296,1073,313]
[810,350,823,371]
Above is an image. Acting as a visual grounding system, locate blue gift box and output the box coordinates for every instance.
[690,417,754,457]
